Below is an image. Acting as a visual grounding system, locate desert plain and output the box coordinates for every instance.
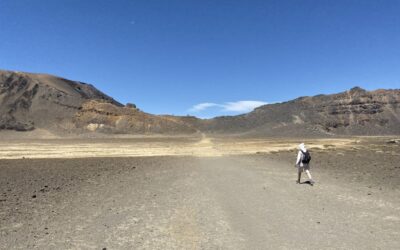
[0,135,399,249]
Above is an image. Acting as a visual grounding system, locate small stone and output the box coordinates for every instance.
[32,195,36,198]
[386,139,398,144]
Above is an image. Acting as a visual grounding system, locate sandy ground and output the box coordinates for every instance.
[1,136,399,249]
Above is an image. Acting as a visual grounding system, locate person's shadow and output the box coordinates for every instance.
[300,180,314,186]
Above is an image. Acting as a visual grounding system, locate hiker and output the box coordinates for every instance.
[295,143,315,185]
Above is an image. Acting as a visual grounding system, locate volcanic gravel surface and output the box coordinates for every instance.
[1,147,400,249]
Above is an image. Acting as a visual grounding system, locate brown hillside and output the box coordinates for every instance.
[203,87,400,136]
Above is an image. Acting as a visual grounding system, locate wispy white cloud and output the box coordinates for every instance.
[189,102,219,112]
[221,101,268,112]
[188,100,268,115]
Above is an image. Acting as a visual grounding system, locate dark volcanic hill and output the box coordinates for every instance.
[202,87,400,136]
[0,70,121,131]
[0,70,197,134]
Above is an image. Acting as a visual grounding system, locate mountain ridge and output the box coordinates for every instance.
[200,86,400,136]
[1,70,399,136]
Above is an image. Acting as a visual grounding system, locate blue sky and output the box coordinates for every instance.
[0,0,399,118]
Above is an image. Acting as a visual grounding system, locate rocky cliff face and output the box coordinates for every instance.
[73,100,197,134]
[203,87,400,136]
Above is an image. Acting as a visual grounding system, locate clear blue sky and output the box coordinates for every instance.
[1,0,399,118]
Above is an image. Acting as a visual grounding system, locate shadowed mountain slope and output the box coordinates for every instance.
[0,70,121,131]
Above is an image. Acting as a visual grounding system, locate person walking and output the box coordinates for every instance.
[295,143,315,185]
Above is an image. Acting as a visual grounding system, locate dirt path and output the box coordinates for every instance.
[1,154,399,249]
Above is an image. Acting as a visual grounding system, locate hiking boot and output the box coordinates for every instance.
[296,180,300,184]
[309,179,315,185]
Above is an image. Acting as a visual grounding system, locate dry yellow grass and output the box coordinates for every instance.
[0,135,363,159]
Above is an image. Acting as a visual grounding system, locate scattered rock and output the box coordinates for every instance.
[386,139,400,144]
[31,195,36,198]
[86,123,105,132]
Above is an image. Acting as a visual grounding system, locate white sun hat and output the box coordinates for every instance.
[299,143,306,151]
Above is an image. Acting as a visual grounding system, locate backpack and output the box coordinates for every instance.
[301,150,311,164]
